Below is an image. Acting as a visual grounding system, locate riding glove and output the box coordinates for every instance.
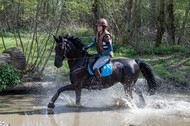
[84,46,89,51]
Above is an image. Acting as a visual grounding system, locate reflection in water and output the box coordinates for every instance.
[48,114,58,126]
[0,84,190,126]
[73,112,80,126]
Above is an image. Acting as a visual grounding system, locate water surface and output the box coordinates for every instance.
[0,83,190,126]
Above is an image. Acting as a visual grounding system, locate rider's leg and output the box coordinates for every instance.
[93,68,102,87]
[93,55,111,70]
[92,55,110,89]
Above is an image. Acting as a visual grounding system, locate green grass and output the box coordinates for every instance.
[144,45,190,55]
[143,53,190,85]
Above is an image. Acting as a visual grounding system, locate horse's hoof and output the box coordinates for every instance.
[88,86,92,92]
[76,103,83,108]
[48,103,55,109]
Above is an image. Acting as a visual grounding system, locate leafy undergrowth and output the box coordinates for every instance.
[140,52,190,86]
[114,45,190,87]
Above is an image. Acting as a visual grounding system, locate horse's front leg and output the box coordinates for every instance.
[75,89,81,107]
[48,84,77,109]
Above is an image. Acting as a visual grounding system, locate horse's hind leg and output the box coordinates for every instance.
[123,81,146,108]
[122,83,136,108]
[134,86,146,107]
[123,84,133,99]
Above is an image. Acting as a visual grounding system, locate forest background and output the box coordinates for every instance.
[0,0,189,89]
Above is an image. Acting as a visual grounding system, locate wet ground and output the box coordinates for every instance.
[0,82,190,126]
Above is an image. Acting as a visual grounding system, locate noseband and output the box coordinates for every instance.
[56,38,69,60]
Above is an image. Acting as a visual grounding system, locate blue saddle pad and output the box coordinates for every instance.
[88,63,112,77]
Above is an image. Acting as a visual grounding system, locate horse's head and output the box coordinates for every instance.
[54,34,87,68]
[54,36,67,68]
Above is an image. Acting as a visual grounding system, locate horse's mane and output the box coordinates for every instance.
[63,34,86,51]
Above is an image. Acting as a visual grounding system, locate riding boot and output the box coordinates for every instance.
[92,68,103,90]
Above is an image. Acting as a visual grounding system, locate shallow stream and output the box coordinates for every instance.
[0,82,190,126]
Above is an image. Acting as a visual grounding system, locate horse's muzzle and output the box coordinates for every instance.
[54,61,62,68]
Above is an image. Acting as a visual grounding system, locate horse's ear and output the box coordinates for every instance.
[53,35,58,42]
[59,36,62,42]
[65,32,70,38]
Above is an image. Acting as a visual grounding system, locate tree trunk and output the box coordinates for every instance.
[132,0,137,29]
[135,0,142,29]
[17,31,25,54]
[125,0,133,42]
[119,0,133,46]
[155,0,165,47]
[126,0,133,32]
[40,10,64,74]
[177,2,190,45]
[149,0,156,30]
[26,2,40,66]
[14,32,18,47]
[167,0,175,45]
[92,0,99,34]
[0,30,6,49]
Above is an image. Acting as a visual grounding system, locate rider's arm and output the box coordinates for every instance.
[102,45,113,55]
[88,41,95,48]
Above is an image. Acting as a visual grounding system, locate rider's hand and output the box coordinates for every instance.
[83,46,89,51]
[94,54,102,57]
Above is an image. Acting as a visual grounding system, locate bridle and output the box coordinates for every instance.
[56,38,69,61]
[55,38,97,73]
[56,38,95,61]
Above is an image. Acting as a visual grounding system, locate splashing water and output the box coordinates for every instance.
[53,82,190,126]
[0,81,190,126]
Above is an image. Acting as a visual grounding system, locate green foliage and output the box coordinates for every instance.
[153,65,171,78]
[113,43,137,56]
[63,24,94,38]
[0,65,20,91]
[152,64,188,84]
[144,45,190,55]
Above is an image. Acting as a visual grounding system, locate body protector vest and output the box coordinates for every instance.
[95,30,114,57]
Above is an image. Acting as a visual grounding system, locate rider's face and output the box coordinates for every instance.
[97,25,103,32]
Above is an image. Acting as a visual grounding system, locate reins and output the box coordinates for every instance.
[56,36,99,72]
[64,55,97,61]
[57,40,97,61]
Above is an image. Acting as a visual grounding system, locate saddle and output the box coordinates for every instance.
[87,55,112,77]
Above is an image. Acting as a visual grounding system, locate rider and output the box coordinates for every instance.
[84,18,114,89]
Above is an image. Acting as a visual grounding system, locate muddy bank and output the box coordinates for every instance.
[2,81,66,93]
[2,77,190,94]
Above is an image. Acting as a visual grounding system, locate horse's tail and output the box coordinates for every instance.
[135,59,157,95]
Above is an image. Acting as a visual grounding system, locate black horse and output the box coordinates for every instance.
[48,35,157,109]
